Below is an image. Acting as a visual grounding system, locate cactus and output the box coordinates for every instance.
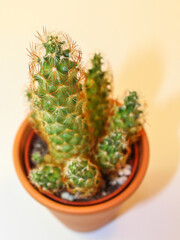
[29,163,63,193]
[31,151,43,165]
[63,157,102,198]
[95,131,130,174]
[86,53,112,143]
[95,91,143,173]
[26,30,145,200]
[26,30,89,164]
[111,91,143,142]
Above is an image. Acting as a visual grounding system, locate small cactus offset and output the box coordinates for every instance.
[26,29,145,200]
[27,29,89,164]
[95,131,130,174]
[94,91,143,173]
[110,91,144,143]
[29,163,63,193]
[63,157,102,198]
[86,53,112,143]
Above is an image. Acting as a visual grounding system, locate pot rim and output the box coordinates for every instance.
[13,117,149,215]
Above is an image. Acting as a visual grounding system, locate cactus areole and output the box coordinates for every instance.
[22,29,147,203]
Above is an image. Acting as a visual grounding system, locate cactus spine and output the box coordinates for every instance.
[27,31,89,163]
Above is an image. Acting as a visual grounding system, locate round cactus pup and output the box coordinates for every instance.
[29,163,63,193]
[63,157,102,199]
[95,131,131,174]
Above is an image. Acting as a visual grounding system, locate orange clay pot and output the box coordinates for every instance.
[13,118,149,232]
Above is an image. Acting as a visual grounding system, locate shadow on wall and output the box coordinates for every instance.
[113,46,180,216]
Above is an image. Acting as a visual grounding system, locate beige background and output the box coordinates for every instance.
[0,0,180,239]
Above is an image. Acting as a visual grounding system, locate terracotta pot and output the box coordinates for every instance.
[13,118,149,232]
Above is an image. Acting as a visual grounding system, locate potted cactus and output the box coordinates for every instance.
[13,29,149,232]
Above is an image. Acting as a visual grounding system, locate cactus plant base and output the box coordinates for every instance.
[24,129,139,206]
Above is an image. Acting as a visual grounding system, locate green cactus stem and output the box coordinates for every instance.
[95,91,143,174]
[86,53,112,143]
[29,163,63,193]
[95,131,130,174]
[111,91,144,142]
[26,30,90,163]
[63,157,102,198]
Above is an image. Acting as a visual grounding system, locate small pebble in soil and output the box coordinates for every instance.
[118,165,132,177]
[118,169,125,176]
[116,176,128,185]
[109,180,117,186]
[126,164,132,170]
[34,143,42,148]
[102,191,107,196]
[61,192,75,201]
[123,168,132,176]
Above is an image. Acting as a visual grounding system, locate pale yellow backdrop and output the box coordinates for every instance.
[0,0,180,239]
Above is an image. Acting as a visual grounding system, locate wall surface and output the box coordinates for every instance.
[0,0,180,239]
